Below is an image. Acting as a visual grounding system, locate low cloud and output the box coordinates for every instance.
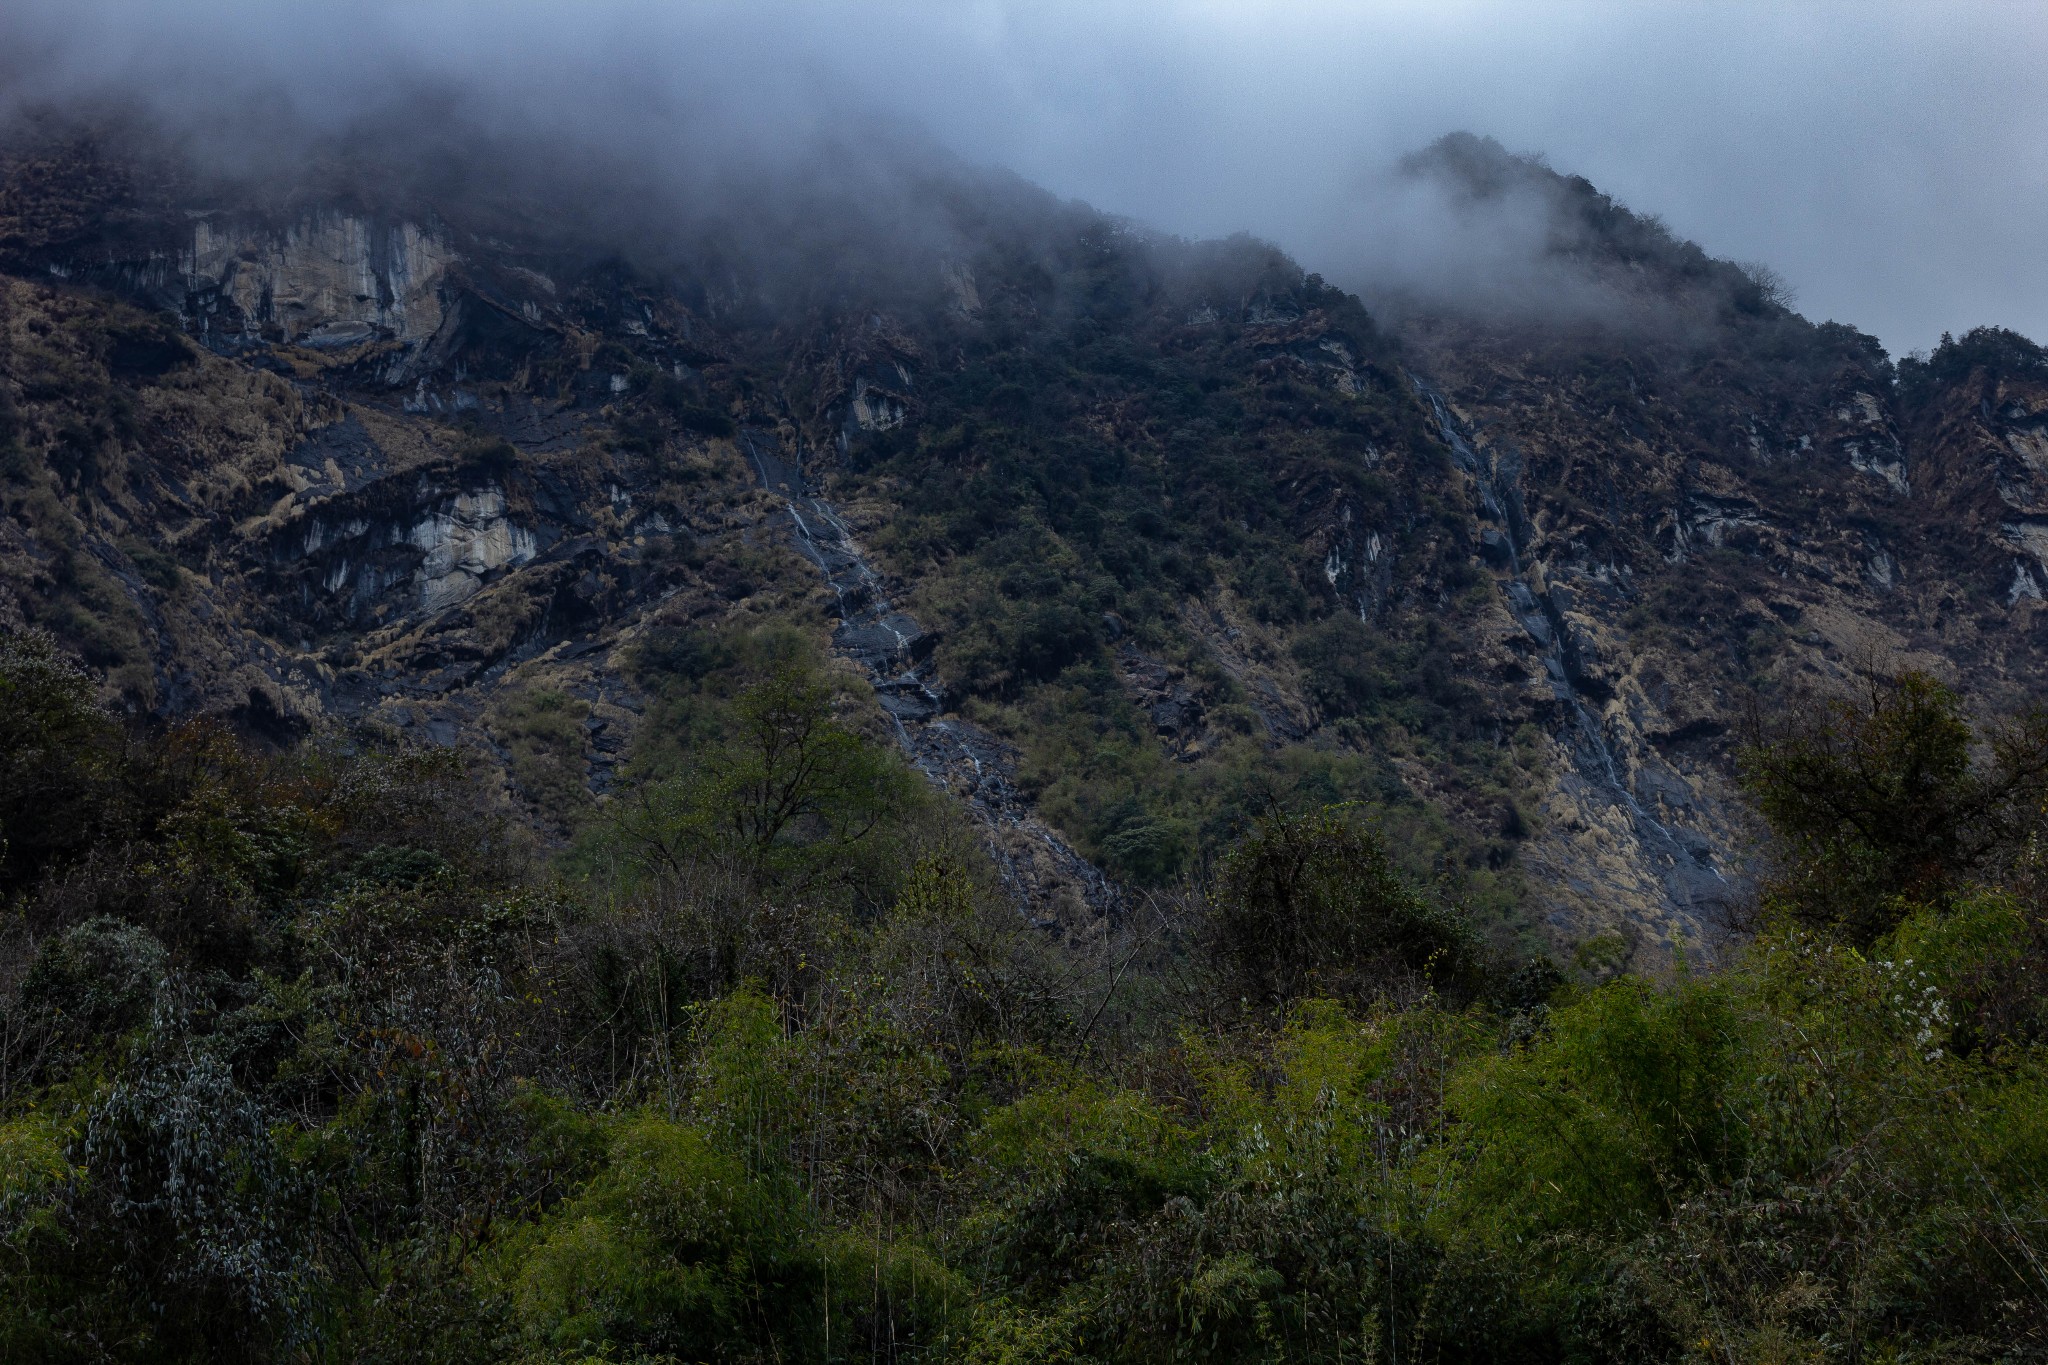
[3,1,2045,354]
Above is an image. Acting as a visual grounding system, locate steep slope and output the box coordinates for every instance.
[2,120,2042,960]
[1374,136,2048,953]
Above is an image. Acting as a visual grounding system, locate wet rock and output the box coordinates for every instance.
[742,429,1121,923]
[1415,373,1733,948]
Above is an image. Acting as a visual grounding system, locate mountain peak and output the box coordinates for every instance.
[0,114,2044,956]
[1388,130,1796,327]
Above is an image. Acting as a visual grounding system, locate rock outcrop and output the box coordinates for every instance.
[5,123,2047,958]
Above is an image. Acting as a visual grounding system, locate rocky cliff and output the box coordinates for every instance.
[3,122,2042,962]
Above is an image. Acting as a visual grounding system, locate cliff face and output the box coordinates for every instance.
[2,125,2043,959]
[1357,143,2048,953]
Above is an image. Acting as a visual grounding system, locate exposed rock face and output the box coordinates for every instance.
[5,125,2048,957]
[742,427,1117,920]
[406,487,539,610]
[1370,307,2048,955]
[1395,371,1737,953]
[184,213,456,350]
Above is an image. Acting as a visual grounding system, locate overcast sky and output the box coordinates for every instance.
[6,1,2046,356]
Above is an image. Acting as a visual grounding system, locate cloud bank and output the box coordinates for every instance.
[3,1,2045,355]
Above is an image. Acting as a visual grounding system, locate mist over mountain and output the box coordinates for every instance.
[2,69,2041,936]
[5,0,2047,353]
[5,9,2048,1360]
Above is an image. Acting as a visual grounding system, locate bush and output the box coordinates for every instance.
[2,626,2046,1362]
[513,1116,825,1360]
[1205,805,1482,1011]
[598,655,928,900]
[0,627,124,893]
[13,917,166,1077]
[1740,670,2048,944]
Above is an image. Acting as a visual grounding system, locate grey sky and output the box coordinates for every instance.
[6,1,2045,356]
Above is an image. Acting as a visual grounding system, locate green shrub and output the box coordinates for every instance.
[1741,670,2048,944]
[1206,805,1482,1010]
[0,626,123,892]
[0,622,2043,1362]
[1452,973,1754,1240]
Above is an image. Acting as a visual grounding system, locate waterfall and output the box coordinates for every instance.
[1406,377,1730,930]
[742,430,1122,923]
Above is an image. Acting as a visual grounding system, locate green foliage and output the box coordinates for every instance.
[586,625,942,928]
[1431,924,2048,1359]
[1741,670,2048,943]
[1292,611,1489,747]
[681,661,912,863]
[511,1115,827,1360]
[504,989,974,1363]
[15,916,167,1073]
[988,660,1518,908]
[0,626,123,893]
[1453,974,1754,1239]
[3,630,2046,1363]
[1207,805,1484,1011]
[489,687,594,825]
[1888,887,2048,1056]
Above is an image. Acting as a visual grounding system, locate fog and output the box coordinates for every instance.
[4,0,2045,356]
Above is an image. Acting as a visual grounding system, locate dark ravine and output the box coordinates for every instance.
[742,429,1123,925]
[1412,375,1733,943]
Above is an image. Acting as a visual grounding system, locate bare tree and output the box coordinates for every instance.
[1736,260,1797,310]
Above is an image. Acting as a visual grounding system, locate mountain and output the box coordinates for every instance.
[3,117,2044,964]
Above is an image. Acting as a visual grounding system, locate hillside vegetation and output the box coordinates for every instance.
[18,123,2046,959]
[2,625,2045,1363]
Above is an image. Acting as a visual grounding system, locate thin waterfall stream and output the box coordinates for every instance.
[1407,377,1731,932]
[743,429,1122,924]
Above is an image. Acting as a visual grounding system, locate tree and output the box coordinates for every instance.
[1734,260,1797,311]
[0,627,124,895]
[618,660,919,891]
[1204,805,1479,1011]
[1739,670,2048,944]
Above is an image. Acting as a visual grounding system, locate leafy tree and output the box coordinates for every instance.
[1740,670,2048,944]
[1205,805,1481,1011]
[611,658,921,891]
[10,916,166,1086]
[0,627,123,894]
[4,627,2048,1364]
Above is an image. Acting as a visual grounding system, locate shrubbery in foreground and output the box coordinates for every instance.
[0,631,2043,1362]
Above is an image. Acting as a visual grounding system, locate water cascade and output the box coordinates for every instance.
[743,431,1122,924]
[1408,377,1731,935]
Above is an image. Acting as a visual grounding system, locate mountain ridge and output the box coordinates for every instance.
[2,115,2043,964]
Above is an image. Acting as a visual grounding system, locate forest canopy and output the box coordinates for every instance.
[1,629,2045,1363]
